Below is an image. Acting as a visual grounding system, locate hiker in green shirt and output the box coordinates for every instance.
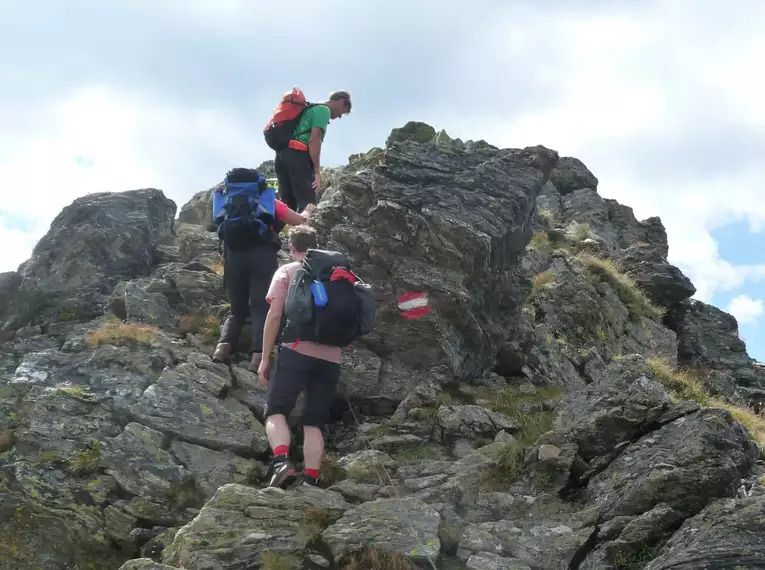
[274,90,352,213]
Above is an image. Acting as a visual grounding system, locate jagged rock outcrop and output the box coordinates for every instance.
[0,189,176,332]
[311,137,558,404]
[3,121,765,570]
[666,299,765,398]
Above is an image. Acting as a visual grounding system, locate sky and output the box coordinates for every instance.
[1,0,764,360]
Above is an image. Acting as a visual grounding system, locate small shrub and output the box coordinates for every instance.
[68,440,102,475]
[575,253,665,322]
[341,547,417,570]
[87,320,159,348]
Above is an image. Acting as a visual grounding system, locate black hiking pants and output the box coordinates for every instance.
[274,148,316,214]
[218,244,278,355]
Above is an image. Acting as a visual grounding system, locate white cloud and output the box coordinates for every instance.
[727,295,764,326]
[0,0,764,316]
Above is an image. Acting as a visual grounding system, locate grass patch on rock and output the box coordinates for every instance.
[340,547,418,570]
[568,221,591,242]
[527,231,552,253]
[470,385,565,492]
[648,357,765,446]
[531,271,554,298]
[177,313,220,345]
[261,552,301,570]
[536,207,558,228]
[575,252,665,322]
[296,507,333,547]
[391,442,445,464]
[319,452,348,487]
[87,319,159,348]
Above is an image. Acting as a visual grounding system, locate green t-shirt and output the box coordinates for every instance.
[292,104,330,145]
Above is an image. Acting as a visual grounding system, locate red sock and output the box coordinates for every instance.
[273,445,289,457]
[305,468,320,479]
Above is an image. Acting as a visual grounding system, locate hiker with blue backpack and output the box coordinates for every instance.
[211,167,315,371]
[263,88,352,218]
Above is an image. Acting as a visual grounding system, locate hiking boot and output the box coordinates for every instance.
[212,343,231,364]
[248,352,262,373]
[268,456,297,488]
[303,475,320,487]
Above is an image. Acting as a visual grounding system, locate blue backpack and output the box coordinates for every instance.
[212,168,277,250]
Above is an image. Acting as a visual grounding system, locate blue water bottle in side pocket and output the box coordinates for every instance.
[310,281,328,307]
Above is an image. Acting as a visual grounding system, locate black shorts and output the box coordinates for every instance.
[274,148,316,212]
[264,346,341,428]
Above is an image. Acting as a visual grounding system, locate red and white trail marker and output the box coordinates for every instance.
[397,291,431,320]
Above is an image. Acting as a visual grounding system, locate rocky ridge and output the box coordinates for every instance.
[1,121,765,570]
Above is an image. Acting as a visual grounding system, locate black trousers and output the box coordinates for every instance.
[274,148,316,213]
[218,244,278,355]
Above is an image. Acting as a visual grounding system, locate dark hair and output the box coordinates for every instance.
[288,225,318,253]
[328,90,352,112]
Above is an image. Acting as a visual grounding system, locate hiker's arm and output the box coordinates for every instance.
[308,127,323,173]
[276,200,315,226]
[282,205,315,226]
[262,296,283,362]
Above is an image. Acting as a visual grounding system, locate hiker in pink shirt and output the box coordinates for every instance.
[258,225,341,487]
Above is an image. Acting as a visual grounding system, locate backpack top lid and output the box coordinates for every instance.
[264,87,310,131]
[303,249,351,281]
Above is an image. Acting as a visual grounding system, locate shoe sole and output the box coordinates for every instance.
[269,468,298,489]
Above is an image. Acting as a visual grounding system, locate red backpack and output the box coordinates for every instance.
[263,88,314,151]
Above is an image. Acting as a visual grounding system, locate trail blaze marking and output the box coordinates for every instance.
[397,291,431,319]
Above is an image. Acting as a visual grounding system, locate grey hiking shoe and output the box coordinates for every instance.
[268,456,298,489]
[212,343,231,364]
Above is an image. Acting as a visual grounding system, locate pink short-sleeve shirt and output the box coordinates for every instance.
[266,261,343,364]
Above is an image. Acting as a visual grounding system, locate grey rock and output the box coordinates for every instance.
[385,120,438,147]
[118,560,181,570]
[644,495,765,569]
[177,187,214,227]
[310,142,558,387]
[550,156,599,195]
[322,497,441,564]
[129,362,268,456]
[162,484,351,569]
[436,404,520,440]
[466,552,532,570]
[614,242,696,308]
[583,408,757,523]
[667,299,765,390]
[2,189,176,330]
